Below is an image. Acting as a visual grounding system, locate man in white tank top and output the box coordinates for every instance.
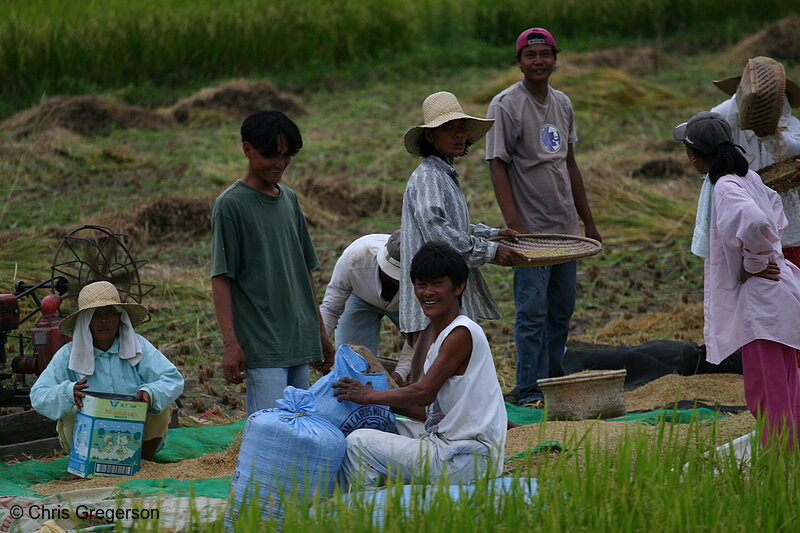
[333,242,507,489]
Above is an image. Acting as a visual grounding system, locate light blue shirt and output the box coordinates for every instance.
[30,334,184,420]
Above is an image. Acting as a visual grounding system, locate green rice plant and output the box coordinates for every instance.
[1,0,797,116]
[115,415,798,532]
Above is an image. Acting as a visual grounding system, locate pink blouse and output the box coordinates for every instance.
[704,169,800,363]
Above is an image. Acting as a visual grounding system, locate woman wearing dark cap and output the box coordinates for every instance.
[675,111,800,450]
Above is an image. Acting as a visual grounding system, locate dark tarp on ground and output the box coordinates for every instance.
[563,340,743,390]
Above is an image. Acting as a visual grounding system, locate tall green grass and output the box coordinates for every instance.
[1,0,797,116]
[120,419,799,532]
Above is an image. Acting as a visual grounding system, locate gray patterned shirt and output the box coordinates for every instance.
[400,156,501,333]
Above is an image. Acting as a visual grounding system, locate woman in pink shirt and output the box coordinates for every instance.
[675,111,800,450]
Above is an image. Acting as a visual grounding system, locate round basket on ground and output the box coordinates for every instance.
[757,156,800,192]
[537,369,627,421]
[488,234,602,267]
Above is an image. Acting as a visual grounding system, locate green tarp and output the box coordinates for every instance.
[504,402,728,426]
[0,420,244,498]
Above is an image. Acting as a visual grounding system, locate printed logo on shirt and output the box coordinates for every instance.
[540,124,562,153]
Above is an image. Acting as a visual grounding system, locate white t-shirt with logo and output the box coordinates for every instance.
[486,81,580,235]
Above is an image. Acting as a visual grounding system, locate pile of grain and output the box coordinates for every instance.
[624,373,745,411]
[505,411,755,460]
[30,448,239,496]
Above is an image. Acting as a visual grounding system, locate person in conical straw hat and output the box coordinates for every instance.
[31,281,184,462]
[399,91,530,385]
[708,56,800,267]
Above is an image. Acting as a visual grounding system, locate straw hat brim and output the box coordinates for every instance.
[714,75,800,108]
[59,302,148,336]
[404,113,494,156]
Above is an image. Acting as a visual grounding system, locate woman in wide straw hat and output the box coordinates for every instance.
[399,91,529,382]
[31,281,184,461]
[674,111,800,451]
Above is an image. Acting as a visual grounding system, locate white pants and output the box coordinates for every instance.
[338,418,490,490]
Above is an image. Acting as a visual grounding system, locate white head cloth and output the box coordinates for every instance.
[68,306,143,377]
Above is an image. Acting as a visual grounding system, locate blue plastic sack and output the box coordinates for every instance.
[309,344,397,436]
[225,387,346,529]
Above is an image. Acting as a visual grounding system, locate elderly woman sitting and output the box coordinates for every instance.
[31,281,184,461]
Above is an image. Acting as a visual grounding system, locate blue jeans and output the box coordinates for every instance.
[514,261,577,404]
[245,364,309,415]
[335,293,400,357]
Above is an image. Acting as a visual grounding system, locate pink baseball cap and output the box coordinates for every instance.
[516,27,557,53]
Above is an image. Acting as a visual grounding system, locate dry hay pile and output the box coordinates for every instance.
[1,96,173,139]
[569,46,676,75]
[0,139,31,160]
[133,196,212,242]
[297,177,402,219]
[560,68,679,117]
[171,79,307,125]
[631,157,688,180]
[0,128,123,183]
[727,14,800,64]
[79,196,212,246]
[592,302,704,345]
[474,47,676,104]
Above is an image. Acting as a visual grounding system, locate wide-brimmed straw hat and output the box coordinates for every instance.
[713,57,800,137]
[403,91,494,156]
[59,281,148,336]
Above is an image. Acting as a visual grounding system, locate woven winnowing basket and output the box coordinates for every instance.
[489,234,602,267]
[736,58,786,137]
[757,156,800,192]
[537,370,627,421]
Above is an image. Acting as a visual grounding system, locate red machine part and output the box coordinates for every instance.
[0,294,20,331]
[11,294,68,376]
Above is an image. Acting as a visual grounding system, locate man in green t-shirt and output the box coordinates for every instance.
[211,110,335,415]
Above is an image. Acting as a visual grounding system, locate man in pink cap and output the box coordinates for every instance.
[485,27,601,408]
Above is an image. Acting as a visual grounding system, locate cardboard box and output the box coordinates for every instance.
[67,391,148,478]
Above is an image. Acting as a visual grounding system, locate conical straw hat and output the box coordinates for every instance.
[713,57,800,136]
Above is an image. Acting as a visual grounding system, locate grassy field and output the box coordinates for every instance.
[128,419,799,531]
[3,9,799,408]
[2,3,800,530]
[1,0,798,116]
[0,5,798,410]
